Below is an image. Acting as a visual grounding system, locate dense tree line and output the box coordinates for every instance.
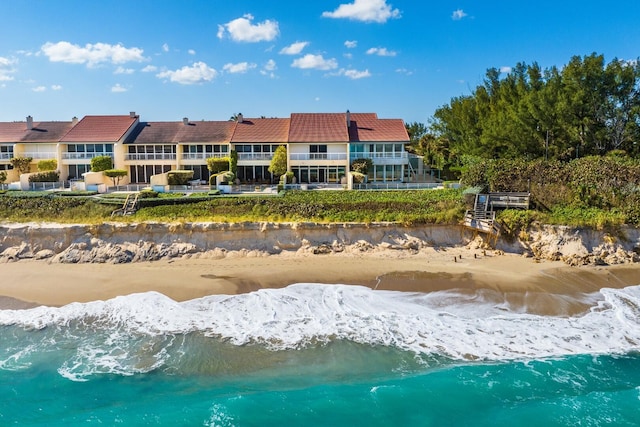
[407,53,640,170]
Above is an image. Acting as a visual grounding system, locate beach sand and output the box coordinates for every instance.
[1,247,639,315]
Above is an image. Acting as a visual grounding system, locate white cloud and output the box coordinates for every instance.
[217,14,279,42]
[452,9,468,20]
[188,49,196,55]
[141,65,158,72]
[41,41,145,66]
[261,59,277,78]
[156,61,218,84]
[0,56,17,81]
[162,43,169,52]
[111,83,127,92]
[395,68,413,76]
[264,59,277,71]
[344,40,358,48]
[500,66,512,73]
[32,86,46,92]
[114,66,135,74]
[343,68,371,79]
[292,54,338,70]
[279,41,309,55]
[223,62,257,74]
[322,0,400,23]
[51,84,63,90]
[366,47,397,57]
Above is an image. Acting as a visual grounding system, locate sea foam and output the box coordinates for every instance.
[1,283,640,377]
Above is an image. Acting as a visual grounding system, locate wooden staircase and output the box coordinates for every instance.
[111,193,140,217]
[463,192,530,243]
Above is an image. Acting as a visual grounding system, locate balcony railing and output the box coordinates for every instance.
[21,152,57,160]
[181,153,228,160]
[62,152,113,160]
[237,153,274,161]
[125,153,177,161]
[350,152,408,160]
[290,153,347,161]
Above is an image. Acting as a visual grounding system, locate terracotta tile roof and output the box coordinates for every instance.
[289,113,349,143]
[348,113,410,142]
[0,122,30,143]
[175,120,236,143]
[231,118,290,143]
[0,121,75,143]
[60,115,138,142]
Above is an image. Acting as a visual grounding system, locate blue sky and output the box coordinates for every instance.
[1,0,639,125]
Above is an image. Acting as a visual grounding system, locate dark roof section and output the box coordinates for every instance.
[60,115,138,142]
[231,118,290,143]
[348,113,410,142]
[0,121,75,143]
[125,120,237,144]
[175,120,236,143]
[289,113,350,143]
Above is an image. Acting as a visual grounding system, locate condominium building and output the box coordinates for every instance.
[0,111,413,186]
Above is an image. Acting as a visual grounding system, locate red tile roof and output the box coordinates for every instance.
[0,121,75,143]
[231,118,290,143]
[60,115,138,142]
[289,113,349,143]
[348,113,410,142]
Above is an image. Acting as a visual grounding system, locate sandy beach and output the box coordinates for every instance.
[2,247,639,314]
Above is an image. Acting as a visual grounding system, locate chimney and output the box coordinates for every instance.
[129,111,137,118]
[71,116,79,126]
[237,113,243,123]
[26,115,34,130]
[346,110,351,128]
[183,117,189,125]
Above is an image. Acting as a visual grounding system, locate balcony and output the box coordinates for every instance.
[351,151,408,165]
[0,153,13,160]
[125,153,177,161]
[21,151,57,160]
[290,153,347,161]
[237,153,273,161]
[62,152,113,160]
[181,153,228,160]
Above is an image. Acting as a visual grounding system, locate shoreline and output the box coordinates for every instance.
[2,248,639,313]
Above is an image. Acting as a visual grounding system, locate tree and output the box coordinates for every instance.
[104,169,128,186]
[268,145,288,178]
[207,156,231,174]
[350,158,372,174]
[37,159,57,172]
[0,171,6,185]
[10,156,32,174]
[91,155,113,172]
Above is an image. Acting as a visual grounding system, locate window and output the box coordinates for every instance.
[310,145,327,153]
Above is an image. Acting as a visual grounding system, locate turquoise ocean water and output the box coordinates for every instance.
[1,283,639,426]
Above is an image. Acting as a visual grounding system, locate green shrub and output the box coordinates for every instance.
[37,159,57,172]
[207,157,231,174]
[167,170,195,185]
[91,155,113,172]
[138,189,158,199]
[104,169,128,186]
[28,171,60,182]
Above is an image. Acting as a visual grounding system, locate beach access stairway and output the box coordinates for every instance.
[111,193,140,217]
[463,192,530,239]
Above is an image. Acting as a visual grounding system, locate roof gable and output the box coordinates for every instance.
[289,113,349,143]
[61,115,138,142]
[0,121,75,143]
[231,118,290,143]
[348,113,409,142]
[175,121,236,143]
